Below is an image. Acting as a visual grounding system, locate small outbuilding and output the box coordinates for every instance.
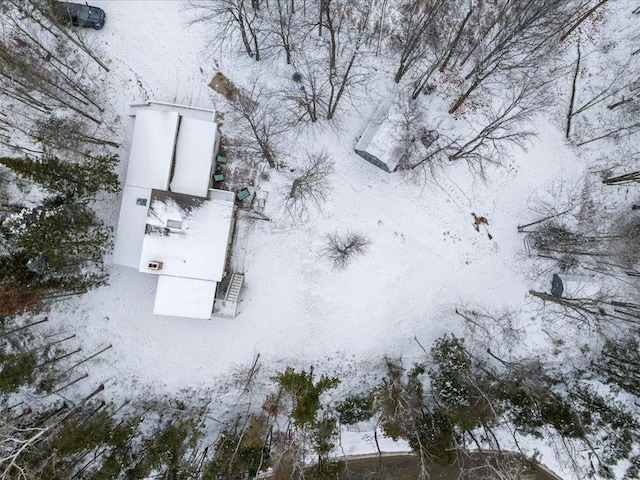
[355,98,439,173]
[354,99,402,173]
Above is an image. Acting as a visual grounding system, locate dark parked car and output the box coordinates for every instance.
[54,2,106,29]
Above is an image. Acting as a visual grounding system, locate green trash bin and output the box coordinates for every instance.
[213,173,224,182]
[216,155,227,164]
[236,188,250,201]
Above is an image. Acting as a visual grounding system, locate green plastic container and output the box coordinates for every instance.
[236,188,250,201]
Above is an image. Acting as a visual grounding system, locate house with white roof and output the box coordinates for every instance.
[113,101,236,320]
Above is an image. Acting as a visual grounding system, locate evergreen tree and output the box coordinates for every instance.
[407,409,456,466]
[595,332,640,398]
[0,342,38,393]
[202,416,270,480]
[335,392,375,425]
[0,154,119,198]
[429,334,496,432]
[3,199,110,274]
[571,386,640,477]
[273,367,339,427]
[376,356,459,466]
[0,251,45,289]
[1,198,110,293]
[128,417,203,479]
[376,358,425,441]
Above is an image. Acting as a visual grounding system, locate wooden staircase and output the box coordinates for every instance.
[225,273,244,304]
[213,272,244,318]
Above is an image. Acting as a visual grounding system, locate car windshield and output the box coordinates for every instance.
[73,4,91,22]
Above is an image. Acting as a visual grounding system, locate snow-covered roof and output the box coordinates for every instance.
[170,117,219,198]
[113,103,231,319]
[355,99,403,171]
[139,193,234,282]
[153,276,217,319]
[126,109,180,190]
[112,186,152,268]
[129,101,216,122]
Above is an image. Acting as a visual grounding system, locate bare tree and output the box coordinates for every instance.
[266,0,302,64]
[568,53,640,144]
[0,0,113,157]
[34,115,119,157]
[0,25,102,123]
[284,150,334,219]
[230,82,291,169]
[455,306,525,352]
[566,37,582,138]
[603,170,640,185]
[322,0,372,120]
[391,95,447,180]
[285,0,372,122]
[0,423,49,479]
[283,60,328,123]
[447,81,542,170]
[410,0,476,99]
[522,173,640,281]
[188,0,265,61]
[529,289,640,332]
[389,0,446,84]
[447,0,593,114]
[406,80,545,176]
[517,176,585,233]
[6,0,111,71]
[322,231,370,269]
[559,0,610,43]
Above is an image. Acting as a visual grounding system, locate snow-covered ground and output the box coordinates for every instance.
[45,1,602,476]
[70,118,582,389]
[59,0,588,395]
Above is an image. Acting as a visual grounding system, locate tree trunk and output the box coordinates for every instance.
[566,39,581,138]
[439,6,474,73]
[560,0,610,42]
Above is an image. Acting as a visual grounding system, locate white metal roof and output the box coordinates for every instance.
[126,109,180,190]
[355,98,402,171]
[153,276,217,319]
[170,117,219,198]
[112,186,152,268]
[139,195,234,282]
[129,101,216,122]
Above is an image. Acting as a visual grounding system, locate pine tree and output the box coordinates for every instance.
[202,416,270,479]
[1,198,110,292]
[8,202,109,271]
[273,367,339,427]
[429,334,496,432]
[0,154,119,198]
[0,343,38,393]
[0,251,44,289]
[595,333,640,398]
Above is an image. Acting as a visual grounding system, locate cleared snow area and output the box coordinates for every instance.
[48,1,593,475]
[60,0,587,391]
